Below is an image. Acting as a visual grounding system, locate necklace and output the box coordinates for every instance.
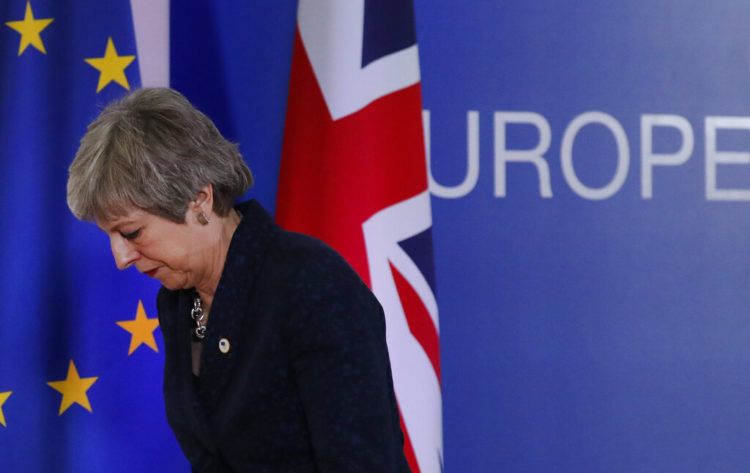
[191,293,207,340]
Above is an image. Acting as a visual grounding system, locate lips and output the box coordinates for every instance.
[144,267,159,277]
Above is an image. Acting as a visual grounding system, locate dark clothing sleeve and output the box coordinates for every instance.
[283,252,409,473]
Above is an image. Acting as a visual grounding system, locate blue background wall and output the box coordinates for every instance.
[172,2,750,471]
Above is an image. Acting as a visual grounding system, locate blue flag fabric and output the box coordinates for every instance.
[1,1,186,470]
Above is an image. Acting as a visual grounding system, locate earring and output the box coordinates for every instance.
[197,212,210,226]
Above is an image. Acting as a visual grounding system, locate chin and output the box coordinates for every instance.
[158,274,190,291]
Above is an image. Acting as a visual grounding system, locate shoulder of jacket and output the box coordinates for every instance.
[272,230,346,267]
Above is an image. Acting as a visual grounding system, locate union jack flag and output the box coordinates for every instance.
[276,1,442,472]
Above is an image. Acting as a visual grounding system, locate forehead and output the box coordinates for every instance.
[96,207,149,232]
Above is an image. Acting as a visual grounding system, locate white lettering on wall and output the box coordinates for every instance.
[640,114,694,199]
[705,116,750,201]
[494,112,552,198]
[561,111,629,200]
[424,110,750,202]
[423,110,480,199]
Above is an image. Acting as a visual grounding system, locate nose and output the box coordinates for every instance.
[110,234,140,270]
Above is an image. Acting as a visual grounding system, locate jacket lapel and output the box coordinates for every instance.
[195,200,279,411]
[175,289,219,454]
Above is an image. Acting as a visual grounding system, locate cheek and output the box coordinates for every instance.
[141,229,197,271]
[157,242,193,271]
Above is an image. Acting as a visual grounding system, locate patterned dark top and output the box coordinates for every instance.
[157,200,411,473]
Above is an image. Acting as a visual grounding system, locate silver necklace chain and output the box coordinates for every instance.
[191,293,207,340]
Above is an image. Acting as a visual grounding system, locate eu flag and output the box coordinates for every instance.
[1,1,187,470]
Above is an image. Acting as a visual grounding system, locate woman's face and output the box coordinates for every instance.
[97,208,209,291]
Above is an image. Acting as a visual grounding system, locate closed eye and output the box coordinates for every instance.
[120,228,141,241]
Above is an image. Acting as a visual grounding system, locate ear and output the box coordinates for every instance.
[188,185,214,214]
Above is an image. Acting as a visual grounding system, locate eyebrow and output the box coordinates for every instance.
[99,218,135,234]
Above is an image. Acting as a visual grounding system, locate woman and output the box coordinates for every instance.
[67,88,410,473]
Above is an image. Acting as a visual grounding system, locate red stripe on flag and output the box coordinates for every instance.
[399,405,420,473]
[389,262,441,384]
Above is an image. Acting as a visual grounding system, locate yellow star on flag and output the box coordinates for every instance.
[116,299,160,355]
[84,37,136,93]
[5,1,54,56]
[0,391,12,427]
[47,360,98,415]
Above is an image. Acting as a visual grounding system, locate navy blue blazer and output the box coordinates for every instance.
[157,200,410,473]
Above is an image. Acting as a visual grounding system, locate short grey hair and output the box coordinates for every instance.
[67,87,253,223]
